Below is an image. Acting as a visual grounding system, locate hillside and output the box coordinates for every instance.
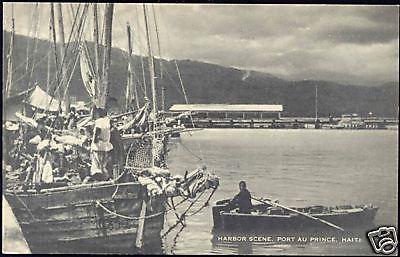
[3,31,399,117]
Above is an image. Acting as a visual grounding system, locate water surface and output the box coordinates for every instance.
[166,129,398,255]
[2,129,398,255]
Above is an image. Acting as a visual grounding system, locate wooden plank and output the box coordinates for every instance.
[23,218,139,242]
[135,200,146,248]
[13,198,143,223]
[5,183,141,211]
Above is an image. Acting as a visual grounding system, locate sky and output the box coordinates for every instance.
[3,3,399,86]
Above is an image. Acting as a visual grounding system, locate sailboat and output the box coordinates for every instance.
[3,3,219,254]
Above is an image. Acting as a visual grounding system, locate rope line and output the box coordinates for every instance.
[95,200,166,220]
[178,140,203,161]
[13,192,37,221]
[161,190,205,239]
[187,187,216,217]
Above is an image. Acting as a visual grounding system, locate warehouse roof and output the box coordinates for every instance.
[169,104,283,112]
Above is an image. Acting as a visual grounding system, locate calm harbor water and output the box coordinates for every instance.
[165,129,398,255]
[3,129,398,255]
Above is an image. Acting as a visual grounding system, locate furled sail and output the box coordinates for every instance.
[79,45,97,101]
[118,101,150,131]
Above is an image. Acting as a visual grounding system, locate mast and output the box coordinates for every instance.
[143,5,157,119]
[135,5,147,98]
[315,83,318,121]
[99,3,114,109]
[25,5,33,89]
[143,4,158,168]
[93,3,100,101]
[126,23,140,110]
[57,3,69,113]
[46,15,52,94]
[152,5,165,112]
[50,3,60,107]
[5,4,15,98]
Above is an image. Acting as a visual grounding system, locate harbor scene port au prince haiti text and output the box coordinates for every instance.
[2,3,399,255]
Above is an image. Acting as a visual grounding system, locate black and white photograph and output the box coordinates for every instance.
[2,3,399,255]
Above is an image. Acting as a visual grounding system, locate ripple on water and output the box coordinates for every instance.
[167,129,398,255]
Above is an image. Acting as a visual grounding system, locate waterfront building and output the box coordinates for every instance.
[169,104,283,120]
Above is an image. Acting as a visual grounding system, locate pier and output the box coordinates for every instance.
[166,104,398,129]
[171,117,398,129]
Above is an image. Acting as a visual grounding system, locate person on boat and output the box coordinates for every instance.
[88,107,113,182]
[229,181,253,214]
[66,107,78,130]
[108,119,125,178]
[53,113,65,130]
[32,142,54,189]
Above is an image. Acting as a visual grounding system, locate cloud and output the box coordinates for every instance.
[3,3,399,86]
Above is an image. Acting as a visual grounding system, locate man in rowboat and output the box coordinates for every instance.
[229,181,253,214]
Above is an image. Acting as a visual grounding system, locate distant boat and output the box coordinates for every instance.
[321,124,345,129]
[338,114,366,129]
[212,199,378,232]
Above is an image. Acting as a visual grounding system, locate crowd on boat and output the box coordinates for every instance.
[3,102,219,199]
[3,105,129,191]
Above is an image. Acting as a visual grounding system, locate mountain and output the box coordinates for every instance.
[3,31,399,117]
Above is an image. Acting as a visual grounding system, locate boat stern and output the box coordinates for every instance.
[212,199,231,230]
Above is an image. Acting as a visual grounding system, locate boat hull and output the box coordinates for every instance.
[4,181,166,254]
[213,201,378,232]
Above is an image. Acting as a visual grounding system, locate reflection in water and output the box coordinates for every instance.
[168,129,397,255]
[23,233,164,254]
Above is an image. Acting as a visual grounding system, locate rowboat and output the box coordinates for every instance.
[212,199,378,232]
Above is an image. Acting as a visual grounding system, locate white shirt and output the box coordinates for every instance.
[91,116,113,152]
[41,160,54,183]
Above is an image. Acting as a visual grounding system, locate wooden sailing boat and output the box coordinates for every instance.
[5,4,160,253]
[4,3,218,254]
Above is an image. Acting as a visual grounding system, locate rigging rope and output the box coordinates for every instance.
[12,191,37,221]
[167,188,216,253]
[45,3,88,113]
[161,68,186,99]
[24,3,36,84]
[26,3,41,91]
[170,223,185,254]
[178,140,203,161]
[151,4,163,78]
[135,4,148,97]
[174,59,205,162]
[12,52,51,86]
[153,6,205,163]
[22,3,40,114]
[113,14,146,96]
[161,190,205,239]
[44,4,89,135]
[186,187,216,217]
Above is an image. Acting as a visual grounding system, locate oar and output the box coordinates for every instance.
[251,197,344,232]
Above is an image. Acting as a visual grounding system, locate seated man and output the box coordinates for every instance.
[229,181,253,214]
